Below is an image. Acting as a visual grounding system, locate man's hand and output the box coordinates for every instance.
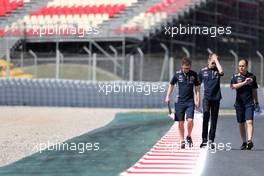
[165,97,170,104]
[244,77,253,85]
[195,100,200,109]
[255,103,261,113]
[211,53,218,62]
[211,53,224,75]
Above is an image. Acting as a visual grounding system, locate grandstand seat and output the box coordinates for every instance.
[0,29,5,37]
[30,4,126,17]
[0,0,26,17]
[12,0,137,37]
[116,0,192,34]
[1,0,146,38]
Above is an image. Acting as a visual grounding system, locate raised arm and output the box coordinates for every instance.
[212,54,224,75]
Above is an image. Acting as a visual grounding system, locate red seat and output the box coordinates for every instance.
[0,29,5,37]
[116,0,194,35]
[0,0,25,17]
[28,3,127,17]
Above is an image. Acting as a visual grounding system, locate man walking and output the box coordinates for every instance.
[165,57,200,149]
[199,53,224,149]
[230,59,260,150]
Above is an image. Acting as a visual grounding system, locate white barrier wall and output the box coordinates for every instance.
[0,79,263,109]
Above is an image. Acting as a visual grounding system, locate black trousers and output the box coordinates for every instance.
[202,99,220,142]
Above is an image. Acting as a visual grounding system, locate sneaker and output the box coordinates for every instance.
[186,136,193,147]
[208,140,215,150]
[240,142,247,150]
[247,140,254,150]
[180,141,185,149]
[200,139,208,148]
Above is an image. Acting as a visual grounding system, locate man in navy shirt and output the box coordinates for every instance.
[165,57,200,149]
[198,53,224,149]
[230,59,260,150]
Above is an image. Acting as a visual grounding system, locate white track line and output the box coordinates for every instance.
[120,113,208,176]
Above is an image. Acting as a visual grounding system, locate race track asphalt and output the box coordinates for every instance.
[0,112,263,176]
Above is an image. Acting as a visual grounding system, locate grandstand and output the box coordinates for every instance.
[0,0,263,83]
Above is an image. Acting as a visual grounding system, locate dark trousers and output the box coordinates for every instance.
[202,99,220,142]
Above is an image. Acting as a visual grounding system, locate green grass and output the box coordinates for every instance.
[23,64,121,81]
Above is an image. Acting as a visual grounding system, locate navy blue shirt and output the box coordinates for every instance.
[230,72,258,106]
[198,67,223,101]
[170,70,200,103]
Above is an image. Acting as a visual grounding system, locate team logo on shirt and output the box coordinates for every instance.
[178,75,184,82]
[203,71,208,77]
[237,77,243,83]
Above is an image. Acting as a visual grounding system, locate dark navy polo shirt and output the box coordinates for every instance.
[198,67,223,101]
[170,70,200,103]
[230,72,258,105]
